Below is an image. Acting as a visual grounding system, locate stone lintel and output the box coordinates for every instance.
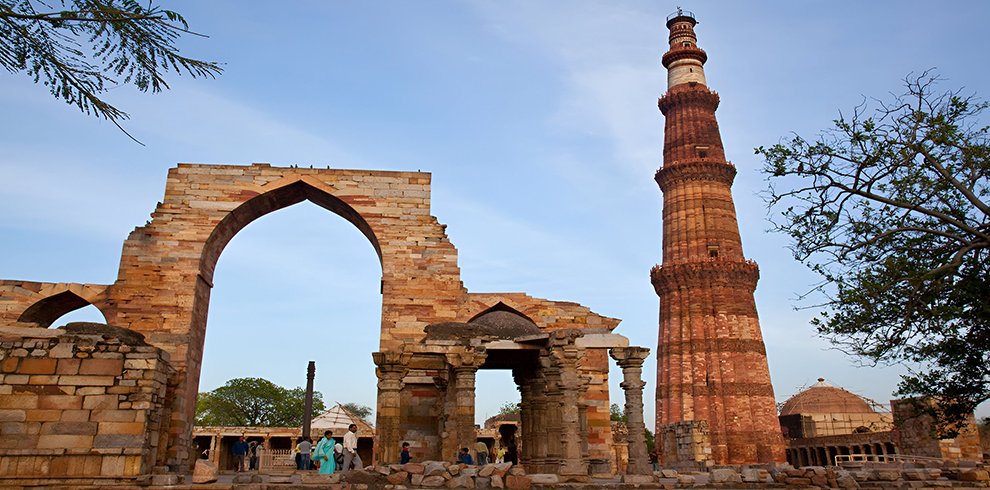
[575,333,629,349]
[513,333,549,343]
[481,340,543,350]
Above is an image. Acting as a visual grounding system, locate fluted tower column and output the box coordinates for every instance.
[652,9,785,465]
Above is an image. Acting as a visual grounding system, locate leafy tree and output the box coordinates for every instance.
[757,71,989,435]
[497,402,520,415]
[610,403,627,423]
[340,402,373,422]
[0,0,221,138]
[195,377,325,427]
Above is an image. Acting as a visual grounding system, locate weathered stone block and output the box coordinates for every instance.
[505,474,531,489]
[490,474,504,488]
[79,359,124,375]
[42,421,97,435]
[19,357,56,374]
[94,434,143,448]
[37,434,94,449]
[421,475,446,487]
[192,459,218,483]
[446,475,473,488]
[403,462,425,474]
[387,470,409,484]
[425,461,447,476]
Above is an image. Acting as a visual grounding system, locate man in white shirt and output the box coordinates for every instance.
[342,423,363,470]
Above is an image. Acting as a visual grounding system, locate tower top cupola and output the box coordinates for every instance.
[661,8,708,89]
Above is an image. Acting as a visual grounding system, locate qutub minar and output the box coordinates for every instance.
[652,10,787,464]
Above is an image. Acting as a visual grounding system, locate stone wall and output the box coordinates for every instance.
[893,398,983,462]
[657,420,713,469]
[0,323,173,486]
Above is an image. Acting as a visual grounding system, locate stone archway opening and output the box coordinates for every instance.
[192,182,384,467]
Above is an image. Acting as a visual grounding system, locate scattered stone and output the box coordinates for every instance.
[421,475,446,487]
[711,468,741,483]
[151,474,179,486]
[528,473,559,484]
[268,474,293,484]
[387,470,409,485]
[446,475,473,488]
[191,459,218,484]
[505,474,531,489]
[660,469,678,478]
[507,467,526,476]
[621,474,653,484]
[231,473,261,484]
[478,465,496,477]
[491,474,504,488]
[475,476,492,488]
[448,464,461,476]
[404,462,426,474]
[425,462,448,477]
[411,474,425,486]
[376,465,392,475]
[492,462,513,477]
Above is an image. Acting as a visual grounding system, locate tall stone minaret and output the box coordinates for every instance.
[651,9,785,465]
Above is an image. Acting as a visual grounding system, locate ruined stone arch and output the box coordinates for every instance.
[198,176,384,284]
[17,287,109,328]
[468,301,537,325]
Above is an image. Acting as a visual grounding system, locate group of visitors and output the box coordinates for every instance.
[293,423,364,473]
[230,437,264,472]
[396,439,515,466]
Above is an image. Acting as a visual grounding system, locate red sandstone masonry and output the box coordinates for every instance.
[0,326,173,485]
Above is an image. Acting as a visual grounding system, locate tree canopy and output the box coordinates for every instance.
[340,402,373,422]
[195,377,325,427]
[757,71,989,435]
[0,0,221,137]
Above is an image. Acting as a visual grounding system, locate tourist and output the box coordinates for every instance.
[334,441,344,468]
[400,441,411,464]
[231,436,249,472]
[495,445,506,464]
[296,436,312,470]
[474,440,489,465]
[342,423,363,470]
[458,447,473,465]
[504,440,517,465]
[313,430,336,474]
[248,441,258,470]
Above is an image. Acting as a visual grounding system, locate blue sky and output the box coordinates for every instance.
[2,1,988,425]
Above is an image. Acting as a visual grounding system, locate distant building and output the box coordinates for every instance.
[779,378,983,466]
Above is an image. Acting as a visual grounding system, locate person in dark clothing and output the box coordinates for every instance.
[400,442,411,464]
[458,447,473,465]
[504,440,517,465]
[232,437,249,472]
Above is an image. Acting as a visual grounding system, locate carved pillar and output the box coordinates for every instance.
[550,331,587,478]
[443,347,486,460]
[610,346,651,475]
[373,351,411,465]
[513,368,532,467]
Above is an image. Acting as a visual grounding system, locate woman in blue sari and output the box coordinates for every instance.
[313,430,336,474]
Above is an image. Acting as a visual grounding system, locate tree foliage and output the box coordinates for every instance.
[497,402,520,415]
[757,71,989,435]
[195,377,325,427]
[340,402,373,422]
[610,403,627,423]
[0,0,221,136]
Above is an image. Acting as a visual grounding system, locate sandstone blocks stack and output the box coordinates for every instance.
[0,323,172,486]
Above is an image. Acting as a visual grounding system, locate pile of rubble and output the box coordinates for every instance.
[653,462,989,489]
[299,461,536,489]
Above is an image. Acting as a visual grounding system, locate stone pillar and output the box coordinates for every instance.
[513,368,533,467]
[610,346,651,475]
[443,347,486,460]
[209,435,218,465]
[550,331,587,478]
[373,351,411,465]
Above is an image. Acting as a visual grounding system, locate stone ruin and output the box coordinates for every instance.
[0,163,653,486]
